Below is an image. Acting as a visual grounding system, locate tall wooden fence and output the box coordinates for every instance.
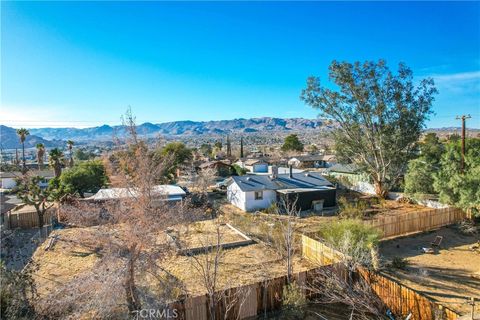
[365,207,467,239]
[5,208,56,229]
[302,234,462,320]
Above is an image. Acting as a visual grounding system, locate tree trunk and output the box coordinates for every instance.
[373,180,388,198]
[22,142,26,173]
[125,251,141,312]
[54,163,62,178]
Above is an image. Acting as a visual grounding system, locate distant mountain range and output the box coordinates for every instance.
[25,117,334,142]
[0,125,65,150]
[1,117,477,149]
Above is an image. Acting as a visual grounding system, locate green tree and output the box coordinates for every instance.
[16,128,30,173]
[301,60,437,197]
[419,133,444,164]
[36,143,45,170]
[281,134,304,152]
[157,142,192,178]
[404,133,444,196]
[199,143,212,157]
[433,138,480,216]
[54,160,108,198]
[404,159,436,196]
[214,141,222,150]
[74,148,95,161]
[48,148,64,178]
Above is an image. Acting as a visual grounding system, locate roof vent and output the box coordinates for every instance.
[246,177,251,181]
[305,173,310,177]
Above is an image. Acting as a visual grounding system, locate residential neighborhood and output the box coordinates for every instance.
[1,1,479,320]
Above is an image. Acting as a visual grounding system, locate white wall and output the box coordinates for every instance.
[0,177,52,190]
[227,182,276,212]
[1,178,16,189]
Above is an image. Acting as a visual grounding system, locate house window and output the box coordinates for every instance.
[254,191,263,200]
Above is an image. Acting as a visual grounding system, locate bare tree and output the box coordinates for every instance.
[36,110,204,318]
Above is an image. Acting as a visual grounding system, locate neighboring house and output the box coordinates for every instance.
[227,168,336,212]
[325,163,375,195]
[198,161,233,177]
[236,158,270,173]
[88,185,187,203]
[0,170,55,189]
[288,154,336,169]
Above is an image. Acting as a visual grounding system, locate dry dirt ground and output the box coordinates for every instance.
[31,220,314,300]
[379,226,480,315]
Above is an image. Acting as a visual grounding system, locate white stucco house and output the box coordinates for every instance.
[227,168,336,212]
[0,170,55,190]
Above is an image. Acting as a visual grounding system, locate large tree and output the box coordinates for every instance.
[53,160,108,198]
[404,133,444,196]
[434,138,480,216]
[301,60,437,197]
[281,134,304,152]
[16,128,30,173]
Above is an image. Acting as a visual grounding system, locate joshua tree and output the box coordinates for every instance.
[16,128,30,173]
[36,143,46,170]
[49,148,64,178]
[66,140,74,168]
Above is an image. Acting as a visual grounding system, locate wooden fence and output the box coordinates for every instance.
[365,207,467,239]
[5,208,57,229]
[302,234,462,320]
[169,268,319,320]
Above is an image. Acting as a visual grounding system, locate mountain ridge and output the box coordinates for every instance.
[26,117,334,141]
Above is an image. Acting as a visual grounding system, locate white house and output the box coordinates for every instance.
[227,168,336,212]
[0,170,55,190]
[235,159,270,173]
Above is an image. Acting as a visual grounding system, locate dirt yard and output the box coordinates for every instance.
[31,219,314,300]
[379,226,480,314]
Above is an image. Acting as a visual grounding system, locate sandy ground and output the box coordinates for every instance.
[31,221,313,300]
[173,219,248,249]
[379,226,480,314]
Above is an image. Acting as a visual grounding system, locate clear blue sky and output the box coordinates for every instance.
[1,1,479,128]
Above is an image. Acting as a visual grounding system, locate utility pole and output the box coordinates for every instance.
[455,115,471,173]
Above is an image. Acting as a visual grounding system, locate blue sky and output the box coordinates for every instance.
[1,1,479,129]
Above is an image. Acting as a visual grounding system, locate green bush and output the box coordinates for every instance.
[232,164,248,176]
[282,281,306,309]
[319,219,380,250]
[338,197,369,219]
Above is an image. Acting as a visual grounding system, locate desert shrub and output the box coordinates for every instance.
[389,257,409,270]
[338,197,369,219]
[317,219,381,269]
[0,262,37,319]
[232,164,248,176]
[263,203,279,215]
[282,281,306,309]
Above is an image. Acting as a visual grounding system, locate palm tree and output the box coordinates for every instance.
[49,148,64,178]
[36,143,46,170]
[16,128,30,173]
[66,140,74,168]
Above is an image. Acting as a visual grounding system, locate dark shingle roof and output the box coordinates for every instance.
[230,172,334,192]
